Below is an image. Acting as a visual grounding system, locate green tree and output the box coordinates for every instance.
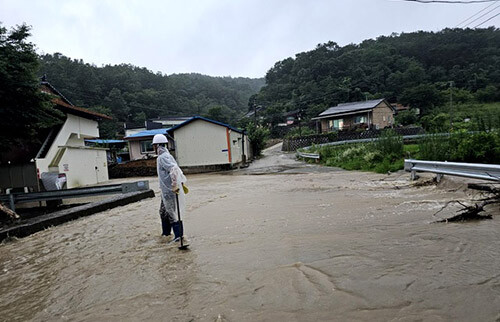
[475,85,500,103]
[246,123,269,156]
[400,84,445,114]
[253,28,500,123]
[104,88,129,121]
[395,109,418,126]
[203,105,235,124]
[39,53,265,134]
[88,105,120,139]
[0,23,63,150]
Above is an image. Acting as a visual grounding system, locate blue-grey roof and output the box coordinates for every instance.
[85,139,125,144]
[317,99,389,118]
[124,128,170,139]
[167,116,244,134]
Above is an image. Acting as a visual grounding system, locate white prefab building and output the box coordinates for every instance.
[168,117,250,169]
[36,82,111,188]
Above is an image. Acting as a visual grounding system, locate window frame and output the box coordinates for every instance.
[140,140,154,154]
[354,115,367,124]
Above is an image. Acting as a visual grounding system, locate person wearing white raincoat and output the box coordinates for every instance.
[152,134,187,243]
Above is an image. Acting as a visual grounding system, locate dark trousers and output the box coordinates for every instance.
[159,200,172,236]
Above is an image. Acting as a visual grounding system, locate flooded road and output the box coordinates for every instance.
[1,145,499,321]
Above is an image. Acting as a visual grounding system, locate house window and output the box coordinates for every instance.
[329,119,344,130]
[140,140,154,154]
[354,116,367,124]
[334,119,343,130]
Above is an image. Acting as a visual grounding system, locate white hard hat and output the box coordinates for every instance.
[152,134,168,144]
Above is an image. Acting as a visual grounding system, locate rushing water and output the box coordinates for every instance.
[1,161,499,321]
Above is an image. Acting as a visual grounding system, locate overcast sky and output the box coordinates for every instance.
[1,0,498,78]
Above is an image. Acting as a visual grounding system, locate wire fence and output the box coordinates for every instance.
[283,127,425,151]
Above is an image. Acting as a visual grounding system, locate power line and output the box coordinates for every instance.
[473,11,500,26]
[456,0,499,26]
[462,3,500,26]
[399,0,498,3]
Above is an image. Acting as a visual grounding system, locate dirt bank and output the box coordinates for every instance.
[0,144,498,321]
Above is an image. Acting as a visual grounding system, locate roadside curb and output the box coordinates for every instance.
[0,189,155,242]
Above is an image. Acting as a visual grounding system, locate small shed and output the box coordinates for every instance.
[167,116,250,170]
[313,99,396,133]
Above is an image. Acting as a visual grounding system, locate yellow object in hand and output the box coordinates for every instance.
[182,183,189,194]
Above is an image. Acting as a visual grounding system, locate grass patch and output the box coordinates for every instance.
[304,129,499,173]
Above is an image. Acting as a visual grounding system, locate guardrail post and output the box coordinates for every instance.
[9,194,15,212]
[410,170,417,181]
[436,173,443,183]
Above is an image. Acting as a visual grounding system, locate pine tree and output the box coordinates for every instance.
[0,23,63,150]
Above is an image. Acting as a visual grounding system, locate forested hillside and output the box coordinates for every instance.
[252,28,500,123]
[38,54,265,137]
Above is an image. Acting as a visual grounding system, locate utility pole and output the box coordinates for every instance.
[254,104,257,125]
[298,109,302,136]
[449,81,453,130]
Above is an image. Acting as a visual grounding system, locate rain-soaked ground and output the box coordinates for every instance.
[1,144,499,321]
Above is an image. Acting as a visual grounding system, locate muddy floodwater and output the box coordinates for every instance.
[1,145,499,321]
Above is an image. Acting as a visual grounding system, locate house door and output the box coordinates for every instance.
[95,152,107,183]
[95,153,99,183]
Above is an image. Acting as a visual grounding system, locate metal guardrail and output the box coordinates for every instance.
[0,181,150,211]
[296,151,320,159]
[315,133,451,148]
[404,159,500,182]
[296,133,455,161]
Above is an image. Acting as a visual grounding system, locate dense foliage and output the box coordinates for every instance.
[0,24,63,150]
[39,53,265,137]
[305,129,499,173]
[252,28,500,122]
[418,102,500,132]
[246,123,270,157]
[312,130,405,173]
[418,131,500,163]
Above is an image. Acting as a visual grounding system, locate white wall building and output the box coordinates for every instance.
[168,117,250,169]
[36,82,111,188]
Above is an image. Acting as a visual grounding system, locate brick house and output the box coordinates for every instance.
[313,99,396,133]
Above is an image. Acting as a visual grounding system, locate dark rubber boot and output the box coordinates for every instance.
[172,221,182,240]
[161,216,171,236]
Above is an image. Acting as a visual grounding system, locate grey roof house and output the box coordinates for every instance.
[313,99,396,132]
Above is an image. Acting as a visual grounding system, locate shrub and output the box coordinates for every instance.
[285,127,315,138]
[341,145,366,160]
[475,85,500,103]
[327,131,338,141]
[417,131,500,163]
[363,151,383,163]
[417,134,451,161]
[247,123,269,156]
[395,109,418,126]
[375,130,403,156]
[314,136,405,173]
[449,131,500,163]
